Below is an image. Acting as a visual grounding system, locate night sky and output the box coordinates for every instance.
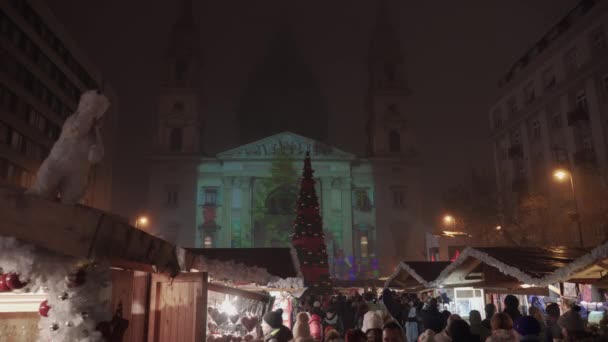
[49,0,578,225]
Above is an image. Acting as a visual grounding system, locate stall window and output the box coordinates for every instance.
[204,188,218,206]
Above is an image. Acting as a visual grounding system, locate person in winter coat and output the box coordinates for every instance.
[363,311,384,334]
[323,307,344,335]
[435,314,462,342]
[482,304,496,331]
[345,329,367,342]
[469,310,490,341]
[527,307,545,341]
[294,312,316,342]
[544,303,562,342]
[366,328,383,342]
[502,296,522,323]
[513,316,541,342]
[404,300,420,342]
[486,313,518,342]
[421,299,445,334]
[448,319,478,342]
[262,309,293,342]
[310,313,324,342]
[557,300,585,340]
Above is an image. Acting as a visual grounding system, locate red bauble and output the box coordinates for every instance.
[39,300,51,317]
[5,273,26,290]
[0,274,10,292]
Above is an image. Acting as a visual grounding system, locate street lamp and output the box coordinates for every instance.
[135,216,149,229]
[552,169,584,247]
[443,215,456,229]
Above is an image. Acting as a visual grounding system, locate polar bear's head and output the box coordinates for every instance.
[76,90,110,131]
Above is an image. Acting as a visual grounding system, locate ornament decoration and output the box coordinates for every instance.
[5,272,27,290]
[0,273,9,292]
[39,300,51,317]
[290,152,333,294]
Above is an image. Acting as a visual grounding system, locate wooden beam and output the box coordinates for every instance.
[207,282,271,303]
[0,187,180,275]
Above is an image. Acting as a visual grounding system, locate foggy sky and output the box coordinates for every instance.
[48,0,579,225]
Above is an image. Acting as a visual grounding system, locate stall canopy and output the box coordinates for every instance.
[432,247,588,292]
[384,261,451,291]
[552,240,608,286]
[184,248,303,289]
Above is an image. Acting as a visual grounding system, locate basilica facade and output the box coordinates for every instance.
[147,0,423,278]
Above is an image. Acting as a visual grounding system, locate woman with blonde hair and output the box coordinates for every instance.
[485,313,518,342]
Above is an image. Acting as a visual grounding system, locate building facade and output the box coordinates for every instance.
[0,0,118,211]
[147,0,424,278]
[490,0,608,246]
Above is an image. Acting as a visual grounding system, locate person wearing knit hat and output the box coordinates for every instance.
[262,309,293,342]
[362,311,383,333]
[513,316,541,341]
[293,312,315,342]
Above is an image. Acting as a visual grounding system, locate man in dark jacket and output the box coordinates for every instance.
[503,295,522,323]
[262,309,293,342]
[482,303,496,330]
[421,298,444,333]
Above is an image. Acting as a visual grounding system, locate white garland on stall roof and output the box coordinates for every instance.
[0,236,111,342]
[191,255,304,289]
[431,245,608,289]
[384,262,433,289]
[431,247,550,288]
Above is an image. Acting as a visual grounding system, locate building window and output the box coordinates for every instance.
[551,112,562,129]
[507,97,518,115]
[169,127,182,151]
[204,236,213,248]
[10,130,23,152]
[590,27,607,52]
[542,68,557,89]
[389,130,400,152]
[564,48,580,71]
[512,130,521,145]
[576,91,588,112]
[232,188,242,209]
[531,120,541,140]
[360,236,369,258]
[204,188,218,206]
[524,83,536,104]
[492,109,503,129]
[173,101,184,112]
[392,188,405,208]
[583,135,594,150]
[354,189,372,211]
[167,190,179,207]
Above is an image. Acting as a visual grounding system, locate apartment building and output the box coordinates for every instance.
[490,0,608,245]
[0,0,118,211]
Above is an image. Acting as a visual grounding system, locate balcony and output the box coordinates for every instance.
[567,107,590,126]
[508,144,524,160]
[573,149,597,166]
[511,177,528,193]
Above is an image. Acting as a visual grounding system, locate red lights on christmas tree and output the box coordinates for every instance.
[291,152,333,294]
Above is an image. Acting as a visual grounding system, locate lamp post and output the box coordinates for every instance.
[443,215,456,230]
[553,169,584,247]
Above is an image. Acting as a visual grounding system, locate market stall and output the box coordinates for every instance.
[183,247,304,340]
[430,246,588,318]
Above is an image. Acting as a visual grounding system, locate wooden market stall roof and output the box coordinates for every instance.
[0,186,180,275]
[552,240,608,286]
[433,246,588,290]
[384,261,451,291]
[186,248,300,279]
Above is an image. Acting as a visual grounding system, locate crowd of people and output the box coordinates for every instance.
[257,289,608,342]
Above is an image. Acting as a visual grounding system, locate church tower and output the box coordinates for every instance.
[157,0,202,154]
[366,0,423,273]
[366,0,412,157]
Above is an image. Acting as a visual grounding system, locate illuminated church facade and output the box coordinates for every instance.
[147,0,424,278]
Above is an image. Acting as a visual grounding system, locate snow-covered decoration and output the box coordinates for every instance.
[189,255,303,289]
[383,262,434,289]
[0,237,111,341]
[27,90,110,205]
[430,246,605,288]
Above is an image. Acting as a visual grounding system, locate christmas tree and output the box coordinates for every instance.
[291,152,333,294]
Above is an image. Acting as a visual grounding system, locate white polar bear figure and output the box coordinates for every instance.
[27,90,110,205]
